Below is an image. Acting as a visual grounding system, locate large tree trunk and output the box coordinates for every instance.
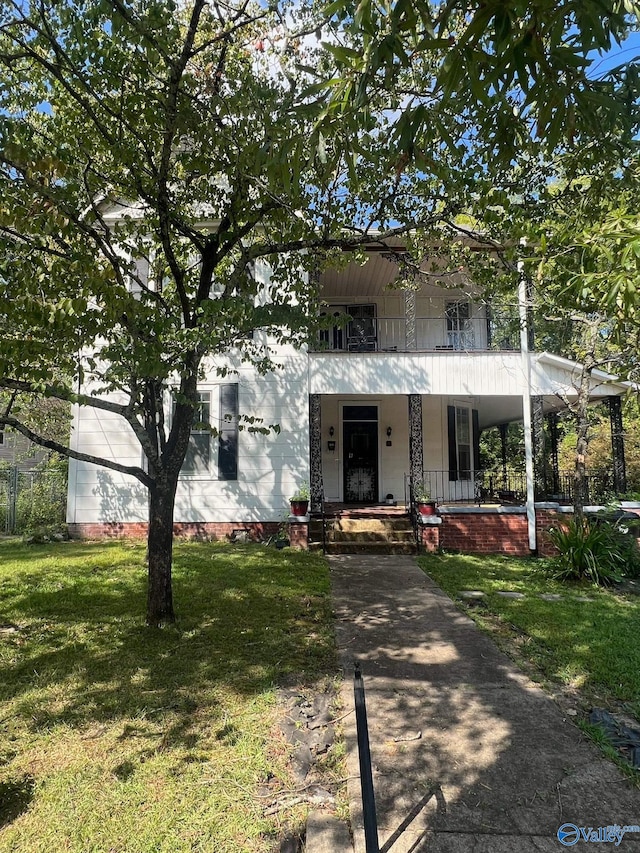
[146,478,178,626]
[574,402,589,523]
[573,321,599,522]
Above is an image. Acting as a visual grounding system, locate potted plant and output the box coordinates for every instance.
[414,481,437,516]
[289,482,310,517]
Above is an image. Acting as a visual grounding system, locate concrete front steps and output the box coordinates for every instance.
[310,513,417,555]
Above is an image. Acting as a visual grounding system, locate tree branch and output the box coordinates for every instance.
[244,216,449,260]
[0,414,152,487]
[155,0,208,327]
[0,378,132,417]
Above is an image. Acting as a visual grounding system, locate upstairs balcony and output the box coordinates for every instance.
[309,305,520,354]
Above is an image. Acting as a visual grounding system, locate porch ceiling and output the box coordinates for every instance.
[477,392,626,431]
[319,249,476,300]
[475,396,566,429]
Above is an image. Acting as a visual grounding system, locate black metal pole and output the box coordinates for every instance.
[354,663,380,853]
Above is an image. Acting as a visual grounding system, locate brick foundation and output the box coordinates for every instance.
[420,525,440,552]
[535,509,563,557]
[438,509,530,555]
[68,521,280,542]
[71,507,560,557]
[419,505,564,557]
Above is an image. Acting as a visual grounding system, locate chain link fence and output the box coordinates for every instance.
[0,466,67,534]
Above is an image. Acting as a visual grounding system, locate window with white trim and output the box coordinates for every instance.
[182,392,212,475]
[448,404,475,482]
[319,306,347,351]
[178,384,239,479]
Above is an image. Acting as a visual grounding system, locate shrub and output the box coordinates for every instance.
[15,461,67,534]
[547,516,640,585]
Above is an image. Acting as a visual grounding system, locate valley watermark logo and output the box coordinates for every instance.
[557,823,640,846]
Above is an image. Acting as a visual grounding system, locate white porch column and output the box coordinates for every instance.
[519,261,536,552]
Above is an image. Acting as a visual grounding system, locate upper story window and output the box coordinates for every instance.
[318,304,378,352]
[319,306,347,351]
[445,301,474,350]
[347,304,377,351]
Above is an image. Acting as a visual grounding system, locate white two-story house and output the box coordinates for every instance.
[66,243,629,555]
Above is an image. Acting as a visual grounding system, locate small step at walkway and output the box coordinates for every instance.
[330,555,640,853]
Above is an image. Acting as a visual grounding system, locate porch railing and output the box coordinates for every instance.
[408,469,620,507]
[541,469,616,506]
[310,315,520,354]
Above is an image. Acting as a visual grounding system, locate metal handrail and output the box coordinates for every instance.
[354,664,379,853]
[413,468,620,507]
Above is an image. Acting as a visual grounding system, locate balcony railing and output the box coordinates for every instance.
[311,316,520,353]
[408,469,619,507]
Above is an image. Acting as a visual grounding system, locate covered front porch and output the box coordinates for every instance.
[306,370,628,553]
[309,391,627,507]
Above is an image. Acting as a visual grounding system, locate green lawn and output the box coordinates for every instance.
[0,540,337,853]
[418,552,640,720]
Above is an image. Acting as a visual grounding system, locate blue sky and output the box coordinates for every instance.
[589,29,640,77]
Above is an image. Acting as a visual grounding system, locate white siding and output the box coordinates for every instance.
[174,365,309,522]
[530,355,620,398]
[309,352,526,396]
[67,355,310,525]
[310,351,624,399]
[66,400,147,524]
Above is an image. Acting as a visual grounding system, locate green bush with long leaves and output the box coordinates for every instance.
[547,516,640,585]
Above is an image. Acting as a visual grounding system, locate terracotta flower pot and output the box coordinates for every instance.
[417,501,437,516]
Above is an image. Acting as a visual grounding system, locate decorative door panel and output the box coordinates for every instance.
[343,418,378,503]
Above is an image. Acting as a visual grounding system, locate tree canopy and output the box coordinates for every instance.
[0,0,638,623]
[323,0,640,160]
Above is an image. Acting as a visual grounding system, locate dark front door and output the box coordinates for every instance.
[343,420,378,503]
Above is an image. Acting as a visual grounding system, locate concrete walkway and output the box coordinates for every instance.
[330,555,640,852]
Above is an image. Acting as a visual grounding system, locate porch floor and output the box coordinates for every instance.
[318,502,409,518]
[316,501,515,517]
